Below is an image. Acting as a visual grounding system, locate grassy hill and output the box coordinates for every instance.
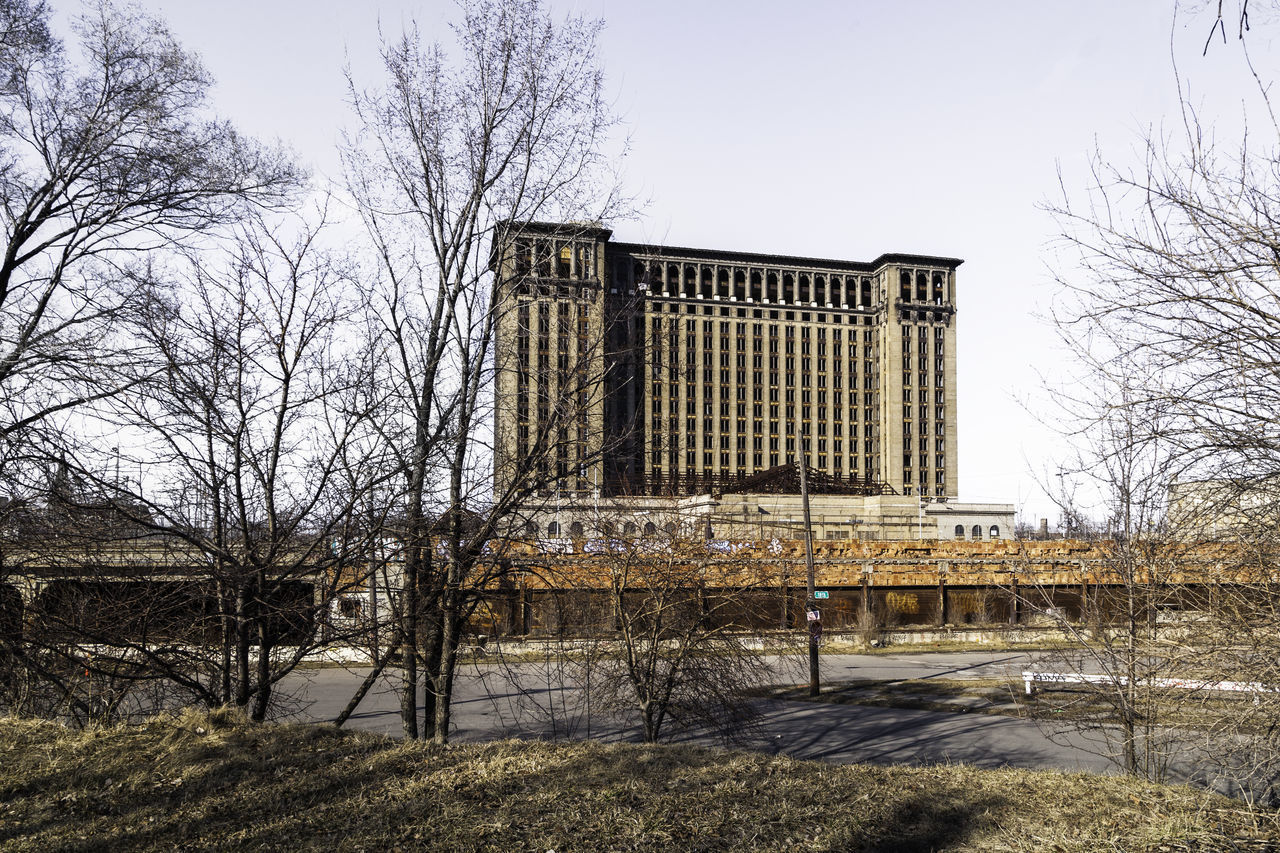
[0,710,1274,851]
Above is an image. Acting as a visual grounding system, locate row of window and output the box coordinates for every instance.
[654,355,876,378]
[649,372,873,401]
[655,433,869,453]
[646,301,878,325]
[956,525,1000,539]
[648,452,865,476]
[536,520,994,541]
[649,316,876,343]
[655,411,873,432]
[541,519,678,538]
[625,261,881,309]
[653,386,875,411]
[898,270,949,304]
[904,469,948,485]
[512,239,596,281]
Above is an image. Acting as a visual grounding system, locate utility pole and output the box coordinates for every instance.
[797,447,820,697]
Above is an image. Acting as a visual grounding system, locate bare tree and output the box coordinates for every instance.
[341,0,625,743]
[0,0,297,507]
[0,0,51,91]
[123,210,383,721]
[567,517,789,744]
[1021,361,1199,782]
[1039,38,1280,797]
[471,507,795,745]
[0,209,384,725]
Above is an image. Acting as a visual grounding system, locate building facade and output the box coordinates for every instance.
[493,221,962,504]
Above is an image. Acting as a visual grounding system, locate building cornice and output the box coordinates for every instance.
[610,242,964,272]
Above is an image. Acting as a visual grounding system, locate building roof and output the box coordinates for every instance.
[610,242,964,273]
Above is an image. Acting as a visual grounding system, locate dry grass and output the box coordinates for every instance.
[0,710,1275,851]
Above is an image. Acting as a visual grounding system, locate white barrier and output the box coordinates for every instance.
[1022,670,1274,697]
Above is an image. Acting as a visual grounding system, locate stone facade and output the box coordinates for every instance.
[492,221,962,502]
[509,493,1014,544]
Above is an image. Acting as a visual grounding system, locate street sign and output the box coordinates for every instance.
[814,590,829,599]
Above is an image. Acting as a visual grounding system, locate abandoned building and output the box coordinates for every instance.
[490,222,1013,542]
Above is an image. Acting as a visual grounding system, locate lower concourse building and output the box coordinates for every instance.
[491,221,1012,542]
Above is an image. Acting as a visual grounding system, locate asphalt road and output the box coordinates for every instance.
[281,651,1116,775]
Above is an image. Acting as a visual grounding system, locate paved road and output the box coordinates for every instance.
[815,651,1042,683]
[282,650,1114,775]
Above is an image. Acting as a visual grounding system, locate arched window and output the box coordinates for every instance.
[602,522,615,538]
[954,524,965,539]
[524,521,537,537]
[971,524,983,539]
[663,521,677,536]
[624,521,637,536]
[569,521,584,537]
[989,525,1000,539]
[643,521,657,536]
[547,521,561,536]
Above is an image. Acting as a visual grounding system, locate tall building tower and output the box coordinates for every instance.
[492,222,613,501]
[492,223,961,501]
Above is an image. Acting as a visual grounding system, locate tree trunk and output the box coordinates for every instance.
[234,585,251,710]
[333,629,402,728]
[1122,712,1138,775]
[252,634,271,721]
[401,546,419,739]
[431,593,462,745]
[419,608,443,740]
[642,702,660,743]
[251,570,271,722]
[218,580,232,705]
[1123,581,1140,775]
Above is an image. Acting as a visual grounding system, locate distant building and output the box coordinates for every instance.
[1168,477,1280,538]
[509,484,1014,545]
[490,221,1011,541]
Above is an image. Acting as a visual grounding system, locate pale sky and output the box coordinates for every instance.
[83,0,1280,525]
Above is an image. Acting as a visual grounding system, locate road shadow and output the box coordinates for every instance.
[507,739,1010,852]
[821,789,1007,852]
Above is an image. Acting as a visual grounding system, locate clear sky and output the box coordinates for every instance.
[87,0,1280,525]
